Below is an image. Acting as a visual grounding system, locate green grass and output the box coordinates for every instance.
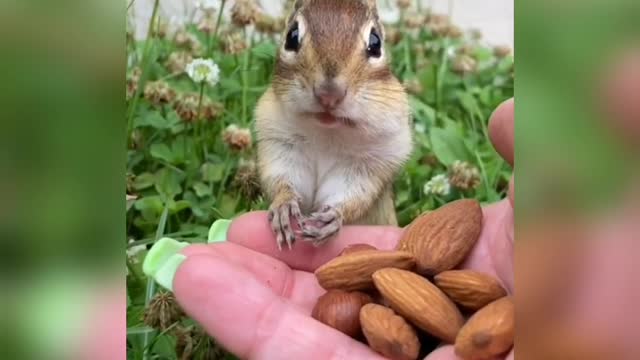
[126,4,513,359]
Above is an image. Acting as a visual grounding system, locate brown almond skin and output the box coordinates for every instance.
[434,270,507,311]
[372,268,464,343]
[311,290,373,338]
[360,303,420,360]
[397,199,482,276]
[339,243,377,256]
[455,296,514,360]
[314,250,415,291]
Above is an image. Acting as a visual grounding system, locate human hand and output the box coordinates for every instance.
[169,99,515,360]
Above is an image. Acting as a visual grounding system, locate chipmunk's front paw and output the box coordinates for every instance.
[268,199,303,250]
[301,205,343,247]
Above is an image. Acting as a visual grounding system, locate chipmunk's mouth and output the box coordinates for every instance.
[309,112,356,128]
[316,112,339,126]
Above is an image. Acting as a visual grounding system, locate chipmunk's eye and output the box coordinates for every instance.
[367,28,382,58]
[285,22,300,52]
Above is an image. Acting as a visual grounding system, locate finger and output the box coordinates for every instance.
[601,48,640,143]
[423,345,513,360]
[78,282,127,360]
[227,211,404,271]
[180,243,324,311]
[507,349,514,360]
[488,98,514,167]
[173,255,386,360]
[459,200,514,293]
[508,174,514,209]
[490,201,515,293]
[422,345,457,360]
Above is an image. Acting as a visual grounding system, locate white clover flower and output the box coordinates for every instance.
[423,174,451,196]
[195,0,217,11]
[446,45,457,58]
[185,58,220,86]
[414,122,426,133]
[127,239,146,264]
[449,160,481,190]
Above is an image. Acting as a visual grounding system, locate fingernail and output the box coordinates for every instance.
[153,253,186,291]
[208,219,232,243]
[142,237,189,291]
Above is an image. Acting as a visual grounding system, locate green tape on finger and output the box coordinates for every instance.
[142,237,189,291]
[208,219,232,243]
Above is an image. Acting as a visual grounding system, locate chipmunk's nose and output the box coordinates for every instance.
[313,81,346,109]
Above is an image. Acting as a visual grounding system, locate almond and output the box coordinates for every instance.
[434,270,507,311]
[372,268,464,343]
[360,303,420,360]
[311,290,373,338]
[315,250,415,291]
[339,243,377,256]
[455,296,514,360]
[397,199,482,276]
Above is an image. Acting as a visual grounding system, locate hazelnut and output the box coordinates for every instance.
[311,290,373,338]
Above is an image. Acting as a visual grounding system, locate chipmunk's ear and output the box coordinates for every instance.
[285,0,309,23]
[363,0,378,9]
[361,0,380,19]
[292,0,310,11]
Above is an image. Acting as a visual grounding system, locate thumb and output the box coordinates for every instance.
[489,98,515,168]
[173,254,384,360]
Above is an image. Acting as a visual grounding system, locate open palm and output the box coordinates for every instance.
[172,99,515,360]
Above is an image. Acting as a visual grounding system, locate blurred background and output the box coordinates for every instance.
[1,0,638,359]
[130,0,514,47]
[124,0,514,358]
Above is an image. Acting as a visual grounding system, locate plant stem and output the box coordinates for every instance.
[398,10,413,76]
[435,38,450,126]
[213,0,227,38]
[474,150,492,198]
[143,321,181,352]
[142,204,169,360]
[159,72,182,81]
[216,152,233,199]
[195,81,206,159]
[403,35,412,75]
[126,0,160,146]
[126,257,142,284]
[241,29,252,125]
[196,82,205,121]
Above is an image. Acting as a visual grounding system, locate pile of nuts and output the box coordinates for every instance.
[311,199,514,360]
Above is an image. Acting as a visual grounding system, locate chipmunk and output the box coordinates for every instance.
[254,0,413,250]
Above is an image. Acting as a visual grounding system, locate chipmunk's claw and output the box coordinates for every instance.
[301,205,342,247]
[268,200,303,251]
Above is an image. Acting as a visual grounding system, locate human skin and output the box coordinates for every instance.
[171,98,515,360]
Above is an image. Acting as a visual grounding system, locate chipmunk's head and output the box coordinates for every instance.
[272,0,409,131]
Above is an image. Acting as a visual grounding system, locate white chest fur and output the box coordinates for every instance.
[272,120,411,213]
[256,87,413,215]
